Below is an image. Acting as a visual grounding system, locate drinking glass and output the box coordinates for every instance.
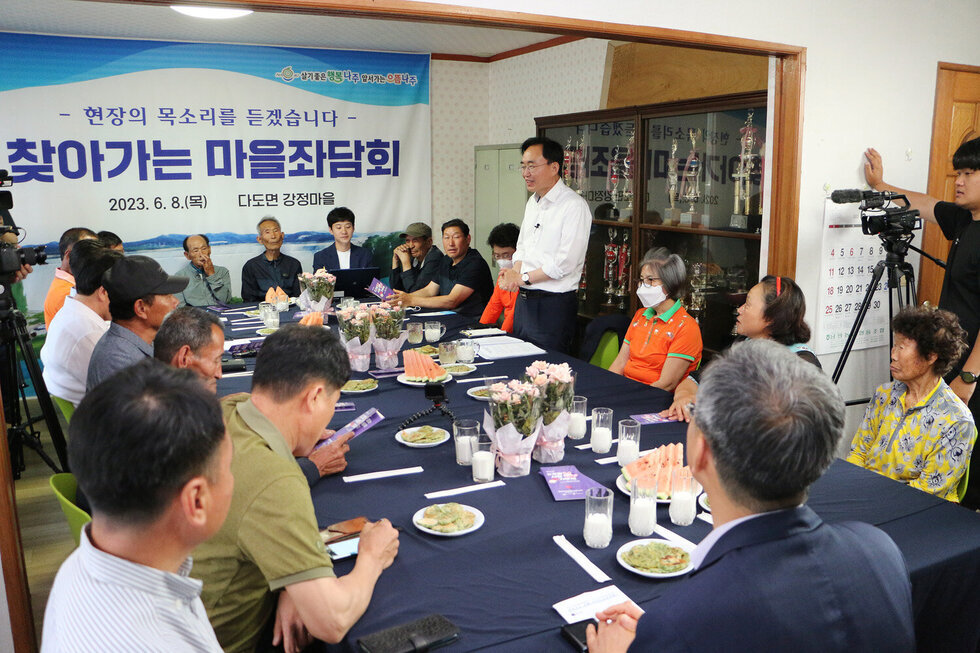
[629,475,658,537]
[617,419,641,466]
[669,467,697,527]
[407,322,423,344]
[471,436,494,483]
[456,338,476,363]
[453,419,480,466]
[259,302,278,329]
[438,341,457,365]
[583,487,613,549]
[424,321,446,342]
[567,396,588,440]
[590,407,613,454]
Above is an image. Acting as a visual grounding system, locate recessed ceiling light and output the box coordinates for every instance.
[171,5,253,19]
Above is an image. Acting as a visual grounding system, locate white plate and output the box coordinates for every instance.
[698,493,710,513]
[257,327,278,336]
[243,309,261,317]
[442,363,477,376]
[616,538,695,579]
[466,386,491,401]
[412,504,485,537]
[615,474,671,503]
[395,426,450,448]
[341,380,378,394]
[396,373,452,387]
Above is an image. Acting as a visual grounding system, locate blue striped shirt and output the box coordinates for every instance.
[42,525,221,652]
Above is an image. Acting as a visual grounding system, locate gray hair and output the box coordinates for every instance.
[639,247,686,300]
[695,339,842,509]
[154,306,223,364]
[256,216,281,233]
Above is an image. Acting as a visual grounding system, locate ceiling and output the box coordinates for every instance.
[0,0,559,58]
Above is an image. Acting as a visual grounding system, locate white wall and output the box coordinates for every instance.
[422,0,980,421]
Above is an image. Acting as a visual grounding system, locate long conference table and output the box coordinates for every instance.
[217,304,980,653]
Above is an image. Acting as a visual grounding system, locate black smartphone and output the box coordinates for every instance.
[561,619,597,651]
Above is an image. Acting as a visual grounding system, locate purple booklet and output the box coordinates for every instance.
[367,277,395,301]
[539,466,606,501]
[316,407,384,449]
[631,412,676,425]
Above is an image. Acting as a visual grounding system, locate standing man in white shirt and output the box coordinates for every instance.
[40,240,121,407]
[500,137,592,353]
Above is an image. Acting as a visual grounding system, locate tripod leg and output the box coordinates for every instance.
[13,314,67,472]
[833,261,888,384]
[899,263,917,306]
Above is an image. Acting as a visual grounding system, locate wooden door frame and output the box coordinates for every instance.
[8,3,806,650]
[920,62,980,303]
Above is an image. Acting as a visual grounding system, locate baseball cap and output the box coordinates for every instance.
[103,255,189,302]
[399,222,432,239]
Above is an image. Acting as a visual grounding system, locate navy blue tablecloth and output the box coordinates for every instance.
[216,306,980,653]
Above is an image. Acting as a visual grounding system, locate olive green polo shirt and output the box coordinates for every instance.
[191,393,334,653]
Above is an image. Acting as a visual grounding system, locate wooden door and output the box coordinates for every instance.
[920,64,980,304]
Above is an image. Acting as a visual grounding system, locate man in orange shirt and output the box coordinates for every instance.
[480,223,520,333]
[43,227,97,329]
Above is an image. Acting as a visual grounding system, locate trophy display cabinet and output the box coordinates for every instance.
[536,91,766,354]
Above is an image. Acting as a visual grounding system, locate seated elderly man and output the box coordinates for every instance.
[191,325,398,653]
[43,361,231,652]
[848,305,976,501]
[154,306,352,487]
[86,256,187,390]
[390,222,441,293]
[588,340,914,653]
[41,240,120,407]
[176,234,233,306]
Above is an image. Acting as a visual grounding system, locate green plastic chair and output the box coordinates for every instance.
[52,396,75,423]
[957,462,970,504]
[589,330,621,370]
[49,473,91,546]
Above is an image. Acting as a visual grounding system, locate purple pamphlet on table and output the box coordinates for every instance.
[539,466,606,501]
[630,412,676,425]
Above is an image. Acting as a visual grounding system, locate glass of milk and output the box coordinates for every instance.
[471,436,494,483]
[583,487,613,549]
[567,396,588,440]
[456,338,476,364]
[590,407,613,454]
[629,476,658,537]
[617,419,641,466]
[669,468,697,527]
[453,419,480,466]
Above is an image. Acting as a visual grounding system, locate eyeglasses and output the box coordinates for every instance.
[639,276,660,284]
[519,162,548,173]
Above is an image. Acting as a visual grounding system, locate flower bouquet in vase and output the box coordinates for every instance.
[336,306,372,372]
[297,268,336,313]
[524,361,576,463]
[370,302,407,369]
[483,380,543,477]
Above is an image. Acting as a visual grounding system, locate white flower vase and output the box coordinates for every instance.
[372,333,409,369]
[532,410,569,463]
[483,411,541,477]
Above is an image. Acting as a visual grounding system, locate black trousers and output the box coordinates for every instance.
[513,289,577,355]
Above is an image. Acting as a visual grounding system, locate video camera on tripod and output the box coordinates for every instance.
[830,189,921,238]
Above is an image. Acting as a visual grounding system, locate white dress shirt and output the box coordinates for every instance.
[337,248,351,269]
[40,296,109,406]
[513,178,592,293]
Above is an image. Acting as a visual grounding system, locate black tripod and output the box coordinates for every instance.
[1,307,69,478]
[832,231,944,384]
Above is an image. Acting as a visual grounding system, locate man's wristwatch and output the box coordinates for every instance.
[521,272,531,286]
[959,370,979,384]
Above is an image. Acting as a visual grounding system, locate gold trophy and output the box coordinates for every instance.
[679,129,702,226]
[615,230,631,311]
[665,138,681,224]
[730,110,759,229]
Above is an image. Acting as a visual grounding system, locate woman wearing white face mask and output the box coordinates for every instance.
[608,248,702,391]
[480,223,520,333]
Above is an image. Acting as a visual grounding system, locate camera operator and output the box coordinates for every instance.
[865,134,980,506]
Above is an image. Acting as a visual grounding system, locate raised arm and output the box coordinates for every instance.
[864,148,940,224]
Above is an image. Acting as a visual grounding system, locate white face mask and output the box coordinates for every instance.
[636,283,667,308]
[496,258,514,269]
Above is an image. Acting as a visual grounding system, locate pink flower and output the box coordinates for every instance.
[533,375,548,386]
[489,382,507,393]
[531,360,549,372]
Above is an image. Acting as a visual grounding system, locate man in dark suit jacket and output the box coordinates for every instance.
[588,340,915,653]
[312,206,374,272]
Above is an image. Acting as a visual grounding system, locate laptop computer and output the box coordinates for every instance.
[333,267,381,299]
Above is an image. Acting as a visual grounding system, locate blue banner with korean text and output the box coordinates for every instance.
[0,32,430,309]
